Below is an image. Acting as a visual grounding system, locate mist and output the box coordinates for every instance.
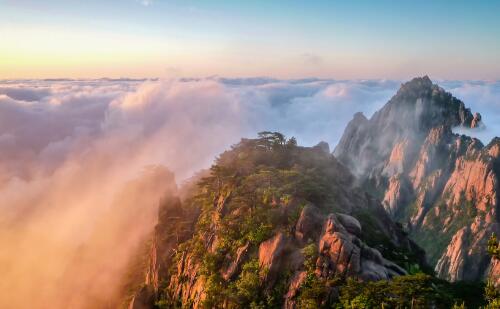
[442,80,500,144]
[0,77,499,308]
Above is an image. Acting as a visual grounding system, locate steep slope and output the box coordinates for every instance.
[130,133,431,308]
[334,76,500,282]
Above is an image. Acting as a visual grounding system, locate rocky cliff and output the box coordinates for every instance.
[334,76,500,282]
[130,133,430,308]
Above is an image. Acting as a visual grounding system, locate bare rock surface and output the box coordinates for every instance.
[259,232,287,284]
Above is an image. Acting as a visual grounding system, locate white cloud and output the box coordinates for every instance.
[138,0,153,6]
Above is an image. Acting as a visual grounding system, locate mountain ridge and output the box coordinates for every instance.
[334,76,500,282]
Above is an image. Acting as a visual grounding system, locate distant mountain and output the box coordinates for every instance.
[334,76,500,282]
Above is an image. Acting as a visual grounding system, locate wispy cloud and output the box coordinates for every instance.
[300,53,325,66]
[138,0,154,6]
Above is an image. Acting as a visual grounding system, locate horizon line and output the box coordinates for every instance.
[1,76,499,83]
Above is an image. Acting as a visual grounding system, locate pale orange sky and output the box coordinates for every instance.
[1,1,500,80]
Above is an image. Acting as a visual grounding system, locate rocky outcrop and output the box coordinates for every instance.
[336,213,362,237]
[259,232,287,284]
[383,175,411,217]
[295,204,323,243]
[168,252,207,308]
[442,144,497,213]
[472,112,482,129]
[334,76,500,282]
[316,213,405,281]
[435,227,469,281]
[282,211,408,307]
[128,194,199,307]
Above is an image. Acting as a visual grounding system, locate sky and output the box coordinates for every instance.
[1,0,500,79]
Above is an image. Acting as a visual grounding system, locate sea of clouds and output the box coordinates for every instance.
[0,77,498,307]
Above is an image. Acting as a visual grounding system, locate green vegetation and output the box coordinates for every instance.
[484,233,500,309]
[233,260,263,305]
[488,234,500,259]
[354,208,432,275]
[295,243,341,308]
[339,274,485,308]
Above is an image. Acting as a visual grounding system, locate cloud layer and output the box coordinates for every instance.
[0,77,498,307]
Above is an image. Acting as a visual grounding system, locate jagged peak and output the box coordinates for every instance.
[343,112,368,130]
[393,76,441,100]
[352,111,368,122]
[406,75,433,88]
[421,75,432,83]
[373,76,478,130]
[313,141,330,154]
[471,112,482,128]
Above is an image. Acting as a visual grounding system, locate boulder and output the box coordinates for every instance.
[336,213,362,237]
[317,214,406,281]
[259,232,287,284]
[295,204,323,243]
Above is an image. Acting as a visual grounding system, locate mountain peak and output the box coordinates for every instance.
[398,75,434,93]
[393,76,440,102]
[406,75,433,87]
[374,76,477,132]
[352,111,368,122]
[334,77,480,176]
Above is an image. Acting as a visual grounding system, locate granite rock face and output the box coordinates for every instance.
[334,76,500,282]
[258,232,287,284]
